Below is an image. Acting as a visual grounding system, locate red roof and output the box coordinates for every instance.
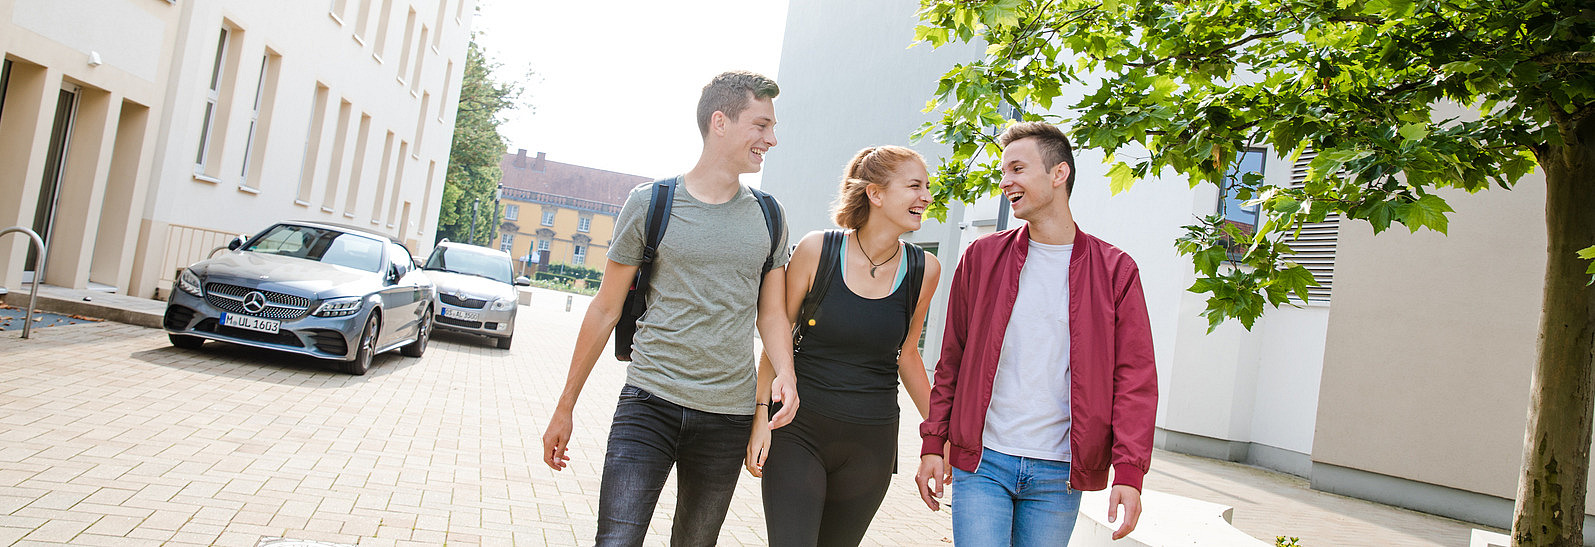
[498,150,651,208]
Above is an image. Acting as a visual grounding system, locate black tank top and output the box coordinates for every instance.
[793,260,911,425]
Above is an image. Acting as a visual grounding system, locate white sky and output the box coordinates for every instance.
[470,0,791,184]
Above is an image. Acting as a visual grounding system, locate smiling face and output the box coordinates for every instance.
[715,95,777,175]
[999,137,1070,221]
[868,160,932,232]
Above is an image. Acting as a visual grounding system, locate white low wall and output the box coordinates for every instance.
[1072,489,1269,546]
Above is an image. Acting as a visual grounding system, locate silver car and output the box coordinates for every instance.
[421,242,527,349]
[163,221,435,375]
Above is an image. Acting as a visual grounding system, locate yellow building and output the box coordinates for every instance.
[492,150,647,273]
[0,0,474,299]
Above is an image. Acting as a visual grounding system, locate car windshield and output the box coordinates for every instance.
[424,247,513,284]
[245,224,385,273]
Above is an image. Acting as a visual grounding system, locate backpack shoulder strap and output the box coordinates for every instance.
[626,177,676,316]
[901,242,926,346]
[793,229,844,345]
[641,177,677,264]
[750,187,783,274]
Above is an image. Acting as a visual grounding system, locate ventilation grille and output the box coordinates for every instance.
[1282,149,1338,304]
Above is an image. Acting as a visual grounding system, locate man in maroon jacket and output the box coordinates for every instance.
[914,121,1158,546]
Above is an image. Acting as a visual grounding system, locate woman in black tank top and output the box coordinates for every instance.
[745,145,944,546]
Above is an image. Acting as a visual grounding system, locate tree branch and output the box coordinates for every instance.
[1125,30,1287,68]
[1534,51,1595,65]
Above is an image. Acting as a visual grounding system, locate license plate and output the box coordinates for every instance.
[221,312,280,334]
[442,307,481,321]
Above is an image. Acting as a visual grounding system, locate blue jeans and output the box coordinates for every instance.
[951,447,1082,547]
[596,385,752,546]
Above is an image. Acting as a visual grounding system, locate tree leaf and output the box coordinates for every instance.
[1108,162,1137,195]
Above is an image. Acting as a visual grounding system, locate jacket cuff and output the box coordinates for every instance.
[921,435,947,457]
[1112,463,1146,492]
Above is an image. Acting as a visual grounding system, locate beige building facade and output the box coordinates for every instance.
[491,150,647,273]
[0,0,473,300]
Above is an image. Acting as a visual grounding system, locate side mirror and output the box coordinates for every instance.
[227,235,247,251]
[386,265,401,285]
[514,276,531,286]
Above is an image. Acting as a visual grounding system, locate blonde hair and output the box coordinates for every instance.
[830,145,926,229]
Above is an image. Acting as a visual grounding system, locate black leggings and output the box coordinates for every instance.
[761,409,898,547]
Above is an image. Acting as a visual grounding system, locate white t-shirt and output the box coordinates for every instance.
[982,240,1073,462]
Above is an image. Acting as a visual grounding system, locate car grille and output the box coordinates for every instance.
[204,283,311,320]
[440,293,488,309]
[308,329,348,356]
[164,305,196,331]
[195,318,304,347]
[437,315,483,329]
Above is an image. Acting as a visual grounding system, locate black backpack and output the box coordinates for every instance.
[613,177,784,361]
[791,229,925,349]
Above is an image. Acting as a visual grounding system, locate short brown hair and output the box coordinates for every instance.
[696,71,780,137]
[830,145,926,230]
[998,122,1076,196]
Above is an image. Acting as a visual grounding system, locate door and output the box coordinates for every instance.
[26,85,78,276]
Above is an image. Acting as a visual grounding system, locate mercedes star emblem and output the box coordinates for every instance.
[243,291,268,314]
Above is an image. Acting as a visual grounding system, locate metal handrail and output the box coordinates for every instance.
[0,226,47,339]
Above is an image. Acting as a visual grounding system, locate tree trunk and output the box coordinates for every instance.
[1514,116,1595,547]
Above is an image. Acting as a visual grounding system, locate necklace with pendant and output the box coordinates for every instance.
[856,233,899,278]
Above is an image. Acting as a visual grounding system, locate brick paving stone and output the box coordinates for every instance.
[0,287,1501,545]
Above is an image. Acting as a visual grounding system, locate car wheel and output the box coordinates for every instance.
[495,335,512,350]
[401,306,431,357]
[169,334,204,350]
[343,313,379,375]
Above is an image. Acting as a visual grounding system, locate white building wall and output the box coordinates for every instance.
[128,0,471,298]
[772,0,1330,478]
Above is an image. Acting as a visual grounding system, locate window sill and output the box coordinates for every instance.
[352,34,367,47]
[321,206,336,214]
[370,219,382,225]
[372,53,385,65]
[328,12,345,25]
[294,200,312,207]
[236,184,261,195]
[193,172,221,184]
[344,212,356,219]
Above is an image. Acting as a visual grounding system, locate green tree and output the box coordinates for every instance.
[912,0,1592,544]
[437,38,520,247]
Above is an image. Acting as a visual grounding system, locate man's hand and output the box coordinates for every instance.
[745,422,771,477]
[542,408,574,471]
[1107,484,1142,540]
[767,374,800,429]
[915,454,949,511]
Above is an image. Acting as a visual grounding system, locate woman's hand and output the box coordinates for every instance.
[745,413,773,477]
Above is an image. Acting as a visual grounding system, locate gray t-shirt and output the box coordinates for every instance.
[608,178,790,415]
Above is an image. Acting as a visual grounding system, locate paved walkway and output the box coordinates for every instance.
[0,287,1491,545]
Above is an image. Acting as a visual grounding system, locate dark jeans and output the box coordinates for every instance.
[596,384,752,546]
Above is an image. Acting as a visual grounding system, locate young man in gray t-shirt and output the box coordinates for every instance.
[541,71,800,546]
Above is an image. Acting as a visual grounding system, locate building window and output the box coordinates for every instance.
[504,204,519,220]
[573,244,586,265]
[577,216,592,233]
[1219,150,1265,229]
[500,233,514,253]
[240,51,281,189]
[0,60,11,123]
[542,209,555,226]
[1218,149,1266,257]
[195,27,230,170]
[538,239,550,253]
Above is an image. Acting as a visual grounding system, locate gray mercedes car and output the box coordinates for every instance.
[421,241,527,349]
[162,221,435,375]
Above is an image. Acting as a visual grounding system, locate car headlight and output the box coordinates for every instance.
[177,268,203,297]
[490,297,515,311]
[313,297,363,318]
